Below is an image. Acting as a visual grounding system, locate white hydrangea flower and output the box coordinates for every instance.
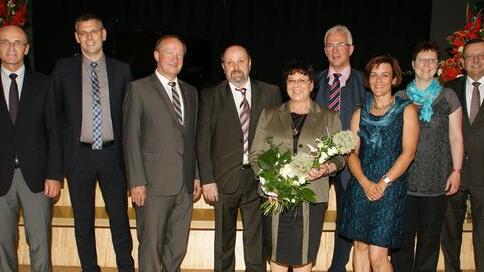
[307,144,318,153]
[298,176,306,185]
[279,164,295,178]
[260,176,266,185]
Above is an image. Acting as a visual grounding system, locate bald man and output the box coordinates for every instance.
[197,45,281,272]
[0,25,62,272]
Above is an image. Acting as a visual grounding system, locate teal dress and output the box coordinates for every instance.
[339,96,411,249]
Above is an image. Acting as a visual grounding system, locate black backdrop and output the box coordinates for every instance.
[31,0,432,89]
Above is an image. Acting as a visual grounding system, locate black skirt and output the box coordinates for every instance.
[263,202,328,265]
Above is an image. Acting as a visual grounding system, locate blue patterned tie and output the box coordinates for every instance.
[91,62,102,150]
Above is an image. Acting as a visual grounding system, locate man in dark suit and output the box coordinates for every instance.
[123,34,201,272]
[442,38,484,272]
[0,24,62,272]
[197,45,281,272]
[314,25,368,272]
[50,14,134,272]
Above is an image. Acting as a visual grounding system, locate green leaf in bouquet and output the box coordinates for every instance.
[301,187,316,203]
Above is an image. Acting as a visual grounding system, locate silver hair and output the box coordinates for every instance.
[324,25,353,45]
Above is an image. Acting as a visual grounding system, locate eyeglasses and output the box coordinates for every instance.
[463,54,484,61]
[0,39,28,48]
[76,28,103,37]
[416,58,439,65]
[287,79,310,86]
[324,42,351,51]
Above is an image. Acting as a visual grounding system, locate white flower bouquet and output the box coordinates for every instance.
[257,131,357,215]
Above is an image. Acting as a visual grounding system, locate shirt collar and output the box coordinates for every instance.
[466,75,484,87]
[327,65,351,86]
[155,69,179,87]
[228,78,251,93]
[83,55,106,67]
[1,64,25,79]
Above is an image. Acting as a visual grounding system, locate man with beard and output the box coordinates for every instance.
[197,45,281,271]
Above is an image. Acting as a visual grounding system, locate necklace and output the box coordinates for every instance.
[372,97,395,111]
[291,114,306,136]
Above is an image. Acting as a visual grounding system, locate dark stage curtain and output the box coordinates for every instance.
[32,0,432,89]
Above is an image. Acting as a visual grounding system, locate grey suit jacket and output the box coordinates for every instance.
[250,101,345,203]
[123,73,199,195]
[197,80,281,193]
[447,77,484,187]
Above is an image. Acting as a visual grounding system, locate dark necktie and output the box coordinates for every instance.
[91,62,103,150]
[168,81,183,126]
[236,88,250,156]
[328,73,342,112]
[470,81,481,124]
[9,73,19,124]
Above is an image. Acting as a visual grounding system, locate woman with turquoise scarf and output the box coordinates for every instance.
[391,41,464,272]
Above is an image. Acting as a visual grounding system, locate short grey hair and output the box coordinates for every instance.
[324,25,353,45]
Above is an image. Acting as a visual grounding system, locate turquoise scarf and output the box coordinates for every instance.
[406,79,442,122]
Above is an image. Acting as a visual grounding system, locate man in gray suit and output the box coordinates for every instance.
[197,45,281,272]
[123,34,201,272]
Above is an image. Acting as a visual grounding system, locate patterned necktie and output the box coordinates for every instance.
[236,88,250,156]
[470,81,481,124]
[168,81,183,126]
[91,62,103,150]
[328,73,342,112]
[8,73,19,124]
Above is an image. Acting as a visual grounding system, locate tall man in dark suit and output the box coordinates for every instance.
[123,34,201,272]
[314,25,368,272]
[50,14,134,272]
[197,45,281,272]
[442,38,484,272]
[0,25,62,272]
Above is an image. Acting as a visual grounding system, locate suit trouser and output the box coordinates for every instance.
[328,178,353,272]
[0,168,52,272]
[391,194,447,272]
[214,167,265,272]
[441,186,484,272]
[67,145,134,272]
[135,186,193,272]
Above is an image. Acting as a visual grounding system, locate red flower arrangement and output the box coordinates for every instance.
[0,0,28,26]
[438,10,484,84]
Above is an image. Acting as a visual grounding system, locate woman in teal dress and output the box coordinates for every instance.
[338,55,419,272]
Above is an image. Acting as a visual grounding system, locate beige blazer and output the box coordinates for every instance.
[250,101,345,203]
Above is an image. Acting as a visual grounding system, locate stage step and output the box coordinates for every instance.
[16,184,476,270]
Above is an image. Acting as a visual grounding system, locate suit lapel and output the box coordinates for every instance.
[221,81,242,129]
[105,58,117,121]
[0,76,13,127]
[149,74,181,129]
[72,57,83,130]
[179,80,191,132]
[249,81,261,140]
[16,69,33,126]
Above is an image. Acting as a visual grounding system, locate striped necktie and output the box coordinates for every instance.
[236,88,250,156]
[91,62,103,150]
[168,81,183,126]
[328,73,342,112]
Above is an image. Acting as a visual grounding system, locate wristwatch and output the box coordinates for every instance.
[382,175,392,186]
